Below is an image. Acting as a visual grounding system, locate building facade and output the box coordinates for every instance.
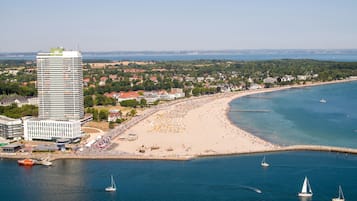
[24,119,82,141]
[24,48,84,141]
[37,48,84,120]
[0,115,23,139]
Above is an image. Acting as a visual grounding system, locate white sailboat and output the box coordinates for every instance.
[105,175,117,192]
[298,176,313,197]
[332,185,345,201]
[261,156,269,167]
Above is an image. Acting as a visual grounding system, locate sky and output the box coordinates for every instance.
[1,0,357,52]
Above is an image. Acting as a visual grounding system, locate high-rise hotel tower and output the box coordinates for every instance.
[37,48,84,120]
[24,48,84,141]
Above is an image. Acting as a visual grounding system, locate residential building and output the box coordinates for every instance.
[117,91,142,102]
[263,77,277,84]
[108,110,122,122]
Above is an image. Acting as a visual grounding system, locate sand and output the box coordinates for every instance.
[2,79,357,161]
[112,79,357,158]
[112,89,283,158]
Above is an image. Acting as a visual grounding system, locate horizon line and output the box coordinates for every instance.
[2,48,357,54]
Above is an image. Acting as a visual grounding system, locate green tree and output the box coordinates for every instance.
[95,94,106,105]
[153,100,160,105]
[92,109,99,121]
[192,87,201,96]
[120,99,139,107]
[140,98,147,107]
[129,109,137,117]
[99,109,109,121]
[109,121,115,129]
[84,95,94,107]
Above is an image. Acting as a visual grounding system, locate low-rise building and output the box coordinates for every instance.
[263,77,277,84]
[117,91,142,102]
[24,119,82,141]
[108,110,122,122]
[297,75,308,81]
[281,75,295,82]
[1,143,23,153]
[0,115,23,139]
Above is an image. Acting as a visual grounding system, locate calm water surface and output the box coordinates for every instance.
[229,81,357,147]
[1,151,357,201]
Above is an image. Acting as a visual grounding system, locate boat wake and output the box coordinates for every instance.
[239,185,262,194]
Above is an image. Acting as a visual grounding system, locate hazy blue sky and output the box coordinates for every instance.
[1,0,357,52]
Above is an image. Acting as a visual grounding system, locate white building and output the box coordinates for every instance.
[24,119,82,141]
[0,115,23,139]
[24,48,84,141]
[37,48,84,120]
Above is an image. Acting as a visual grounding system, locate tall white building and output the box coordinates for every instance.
[24,48,84,141]
[37,48,84,120]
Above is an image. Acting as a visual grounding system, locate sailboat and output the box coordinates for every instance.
[320,99,327,103]
[105,175,117,192]
[298,176,313,197]
[261,156,269,167]
[332,185,345,201]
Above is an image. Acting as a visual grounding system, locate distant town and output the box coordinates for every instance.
[1,50,357,155]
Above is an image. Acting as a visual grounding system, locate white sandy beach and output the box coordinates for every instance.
[113,79,357,158]
[2,79,357,161]
[113,88,287,158]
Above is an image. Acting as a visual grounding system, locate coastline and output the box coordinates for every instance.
[1,78,357,161]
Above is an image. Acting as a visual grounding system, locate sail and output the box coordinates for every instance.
[301,177,308,193]
[307,178,312,193]
[339,185,344,199]
[112,176,116,189]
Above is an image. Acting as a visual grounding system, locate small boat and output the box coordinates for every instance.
[298,176,313,197]
[332,185,345,201]
[105,175,117,192]
[261,156,269,167]
[18,158,35,166]
[320,99,327,103]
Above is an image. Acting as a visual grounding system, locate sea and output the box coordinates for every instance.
[1,53,357,200]
[228,81,357,148]
[1,151,357,201]
[1,51,357,62]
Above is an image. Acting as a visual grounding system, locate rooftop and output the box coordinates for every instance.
[0,115,21,124]
[37,48,81,58]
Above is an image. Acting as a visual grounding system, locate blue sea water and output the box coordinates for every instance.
[1,52,357,62]
[1,82,357,200]
[228,81,357,147]
[1,151,357,201]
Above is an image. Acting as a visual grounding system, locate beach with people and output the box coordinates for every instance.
[110,78,357,159]
[1,79,357,161]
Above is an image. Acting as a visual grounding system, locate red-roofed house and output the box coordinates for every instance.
[109,74,118,81]
[117,91,143,102]
[108,109,122,122]
[99,76,108,86]
[104,92,120,99]
[150,76,158,83]
[83,77,91,83]
[100,76,108,82]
